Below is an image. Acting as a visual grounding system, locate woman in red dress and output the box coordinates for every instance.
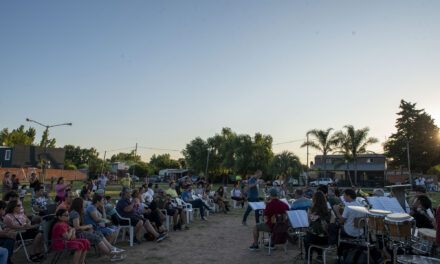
[51,209,90,264]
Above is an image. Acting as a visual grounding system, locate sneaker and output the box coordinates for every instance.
[110,254,127,262]
[156,233,168,242]
[248,244,259,251]
[110,247,126,254]
[201,217,208,221]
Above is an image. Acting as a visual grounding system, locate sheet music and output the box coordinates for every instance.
[280,198,290,207]
[249,202,266,210]
[367,197,405,213]
[287,210,309,228]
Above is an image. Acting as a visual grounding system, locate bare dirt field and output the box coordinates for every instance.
[35,207,303,264]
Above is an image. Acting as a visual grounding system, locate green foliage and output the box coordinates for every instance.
[0,125,36,146]
[183,128,275,182]
[110,151,141,163]
[63,145,109,179]
[39,128,56,148]
[269,151,302,180]
[130,161,153,178]
[427,164,440,176]
[149,154,181,173]
[64,159,77,170]
[384,100,440,173]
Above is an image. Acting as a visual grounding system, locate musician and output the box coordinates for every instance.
[410,195,435,229]
[336,189,365,238]
[290,189,311,211]
[327,187,342,207]
[303,191,331,261]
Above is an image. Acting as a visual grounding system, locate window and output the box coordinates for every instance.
[366,158,374,163]
[4,150,11,161]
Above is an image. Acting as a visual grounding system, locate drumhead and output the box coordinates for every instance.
[369,209,391,216]
[397,255,440,264]
[386,213,412,221]
[419,228,436,238]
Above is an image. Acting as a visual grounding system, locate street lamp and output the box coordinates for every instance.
[26,118,72,188]
[205,146,213,183]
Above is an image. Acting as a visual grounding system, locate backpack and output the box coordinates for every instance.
[271,214,288,245]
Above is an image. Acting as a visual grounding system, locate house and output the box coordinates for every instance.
[159,169,189,182]
[312,154,387,187]
[0,145,65,169]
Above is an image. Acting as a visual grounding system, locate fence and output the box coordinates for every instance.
[0,167,87,182]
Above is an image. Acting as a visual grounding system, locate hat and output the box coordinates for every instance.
[157,188,164,193]
[268,188,278,197]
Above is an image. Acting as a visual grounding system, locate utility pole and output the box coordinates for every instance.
[100,151,107,177]
[306,133,309,185]
[205,147,210,183]
[407,140,412,190]
[132,143,138,177]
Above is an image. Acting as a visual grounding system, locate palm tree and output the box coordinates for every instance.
[301,128,339,179]
[269,151,302,182]
[334,132,355,186]
[335,125,378,185]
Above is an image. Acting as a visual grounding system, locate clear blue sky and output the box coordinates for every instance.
[1,0,439,163]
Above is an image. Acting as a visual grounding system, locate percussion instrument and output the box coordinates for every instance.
[348,205,370,214]
[368,209,391,235]
[412,228,436,255]
[385,213,414,242]
[397,255,440,264]
[348,206,369,228]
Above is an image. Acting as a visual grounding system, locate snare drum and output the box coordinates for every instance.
[412,228,437,255]
[368,209,391,234]
[397,255,440,264]
[385,213,414,241]
[419,228,436,243]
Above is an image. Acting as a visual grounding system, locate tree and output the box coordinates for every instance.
[269,151,302,181]
[182,137,209,175]
[63,145,108,178]
[130,161,153,178]
[40,128,56,148]
[110,151,141,163]
[335,125,378,185]
[0,125,36,146]
[301,128,338,179]
[384,100,440,173]
[149,154,181,173]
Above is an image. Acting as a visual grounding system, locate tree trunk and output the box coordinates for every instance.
[354,156,358,185]
[323,153,327,179]
[347,163,353,186]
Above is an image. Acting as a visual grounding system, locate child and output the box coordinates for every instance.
[50,209,90,264]
[104,196,118,225]
[19,185,27,202]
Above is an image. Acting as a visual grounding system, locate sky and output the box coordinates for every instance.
[1,0,439,164]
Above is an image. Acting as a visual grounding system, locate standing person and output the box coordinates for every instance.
[10,175,19,192]
[242,170,263,225]
[98,174,108,191]
[19,185,27,202]
[55,177,72,203]
[2,172,12,199]
[29,173,40,197]
[120,173,132,190]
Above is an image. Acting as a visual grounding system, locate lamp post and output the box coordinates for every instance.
[205,146,212,184]
[26,118,72,189]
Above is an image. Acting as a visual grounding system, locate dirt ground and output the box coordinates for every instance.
[28,207,306,264]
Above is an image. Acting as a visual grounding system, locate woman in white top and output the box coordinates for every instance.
[230,184,245,208]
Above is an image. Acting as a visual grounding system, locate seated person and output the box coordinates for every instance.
[230,184,245,208]
[411,195,435,229]
[304,186,314,199]
[0,201,16,264]
[327,187,342,207]
[303,191,331,260]
[116,188,167,243]
[182,185,210,221]
[84,195,117,244]
[248,188,289,251]
[56,190,74,212]
[104,196,119,225]
[80,189,92,208]
[132,189,165,232]
[195,183,204,196]
[214,186,230,214]
[31,185,50,216]
[50,209,89,264]
[335,189,365,238]
[3,200,44,262]
[166,182,178,198]
[156,189,188,231]
[291,189,312,211]
[69,198,125,261]
[4,191,40,224]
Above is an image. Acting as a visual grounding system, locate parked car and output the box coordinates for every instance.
[148,175,161,183]
[309,178,333,186]
[288,178,299,186]
[190,175,199,183]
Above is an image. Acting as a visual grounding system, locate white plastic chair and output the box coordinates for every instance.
[176,197,194,223]
[114,210,134,247]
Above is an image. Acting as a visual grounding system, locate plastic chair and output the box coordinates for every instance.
[114,211,134,247]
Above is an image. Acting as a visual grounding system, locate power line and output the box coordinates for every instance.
[138,146,181,152]
[273,138,306,146]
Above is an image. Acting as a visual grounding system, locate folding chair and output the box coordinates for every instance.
[114,211,134,247]
[41,218,76,264]
[15,230,33,262]
[307,244,337,264]
[260,213,289,256]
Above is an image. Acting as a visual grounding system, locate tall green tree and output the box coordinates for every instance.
[301,128,338,179]
[40,128,56,148]
[384,100,440,173]
[110,151,141,163]
[0,125,36,146]
[149,154,181,173]
[335,125,378,185]
[182,137,209,175]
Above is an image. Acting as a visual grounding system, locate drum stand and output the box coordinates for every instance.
[293,228,306,260]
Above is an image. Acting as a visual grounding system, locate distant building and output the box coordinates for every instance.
[159,169,189,182]
[110,162,130,173]
[0,145,65,169]
[312,154,387,187]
